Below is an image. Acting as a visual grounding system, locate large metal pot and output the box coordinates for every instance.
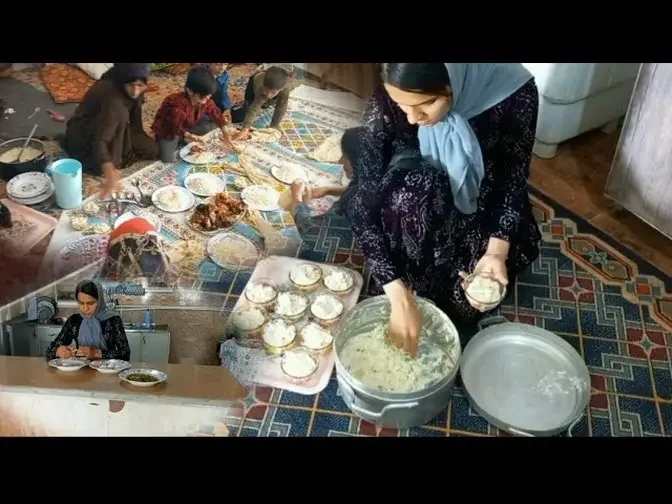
[333,295,461,429]
[0,137,49,181]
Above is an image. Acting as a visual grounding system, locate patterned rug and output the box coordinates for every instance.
[202,187,672,437]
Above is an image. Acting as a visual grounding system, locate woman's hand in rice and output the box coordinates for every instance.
[385,280,421,357]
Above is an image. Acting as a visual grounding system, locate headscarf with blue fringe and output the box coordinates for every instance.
[417,63,532,214]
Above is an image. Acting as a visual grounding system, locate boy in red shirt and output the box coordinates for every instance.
[152,66,232,163]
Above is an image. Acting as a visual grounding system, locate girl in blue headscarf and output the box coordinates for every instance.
[346,63,542,355]
[45,280,130,362]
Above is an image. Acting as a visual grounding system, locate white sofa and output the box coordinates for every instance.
[522,63,641,158]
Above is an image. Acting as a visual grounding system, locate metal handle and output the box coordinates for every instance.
[566,413,584,438]
[339,378,419,421]
[508,427,535,437]
[507,413,584,438]
[477,315,509,331]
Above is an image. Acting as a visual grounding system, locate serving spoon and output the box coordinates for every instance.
[14,124,38,162]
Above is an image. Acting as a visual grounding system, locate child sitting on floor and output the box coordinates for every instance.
[231,64,294,141]
[288,128,356,237]
[152,66,232,163]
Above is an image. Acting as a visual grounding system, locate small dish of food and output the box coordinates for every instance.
[323,268,355,295]
[232,176,250,191]
[152,186,195,213]
[280,348,319,383]
[119,368,168,388]
[184,172,226,197]
[288,263,323,291]
[240,185,281,212]
[70,213,89,232]
[275,291,309,322]
[270,164,307,185]
[244,279,278,308]
[310,294,345,327]
[299,322,334,353]
[230,307,267,338]
[89,359,131,375]
[462,272,507,311]
[81,200,100,216]
[262,319,297,356]
[48,358,89,372]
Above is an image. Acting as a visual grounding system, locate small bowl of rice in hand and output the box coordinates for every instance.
[461,272,507,312]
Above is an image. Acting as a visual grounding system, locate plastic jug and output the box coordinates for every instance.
[46,158,82,209]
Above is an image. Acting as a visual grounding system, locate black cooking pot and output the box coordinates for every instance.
[0,137,49,181]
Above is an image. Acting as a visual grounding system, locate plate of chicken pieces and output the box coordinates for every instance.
[187,192,248,235]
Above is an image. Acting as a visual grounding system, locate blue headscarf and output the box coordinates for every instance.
[77,280,119,350]
[417,63,533,215]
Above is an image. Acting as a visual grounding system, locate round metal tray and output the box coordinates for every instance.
[460,316,590,437]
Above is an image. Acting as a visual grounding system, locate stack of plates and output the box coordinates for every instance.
[6,172,54,205]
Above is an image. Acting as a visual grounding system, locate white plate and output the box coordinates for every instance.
[114,211,162,234]
[119,368,167,387]
[48,358,89,372]
[151,186,195,213]
[8,181,54,206]
[270,164,307,185]
[7,171,51,199]
[240,185,280,212]
[179,143,218,165]
[207,231,260,271]
[89,359,131,374]
[184,172,226,197]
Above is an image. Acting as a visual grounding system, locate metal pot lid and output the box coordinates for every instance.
[459,316,590,436]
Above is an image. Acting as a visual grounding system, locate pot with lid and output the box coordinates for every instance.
[333,295,462,429]
[0,137,49,181]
